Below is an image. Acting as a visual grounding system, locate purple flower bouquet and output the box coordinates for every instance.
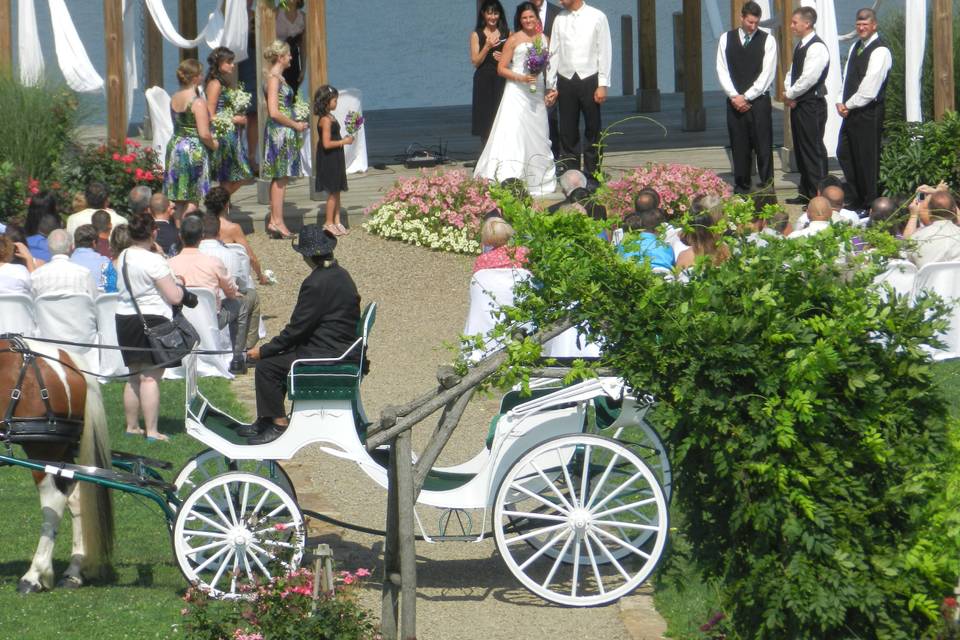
[524,35,550,93]
[344,110,365,136]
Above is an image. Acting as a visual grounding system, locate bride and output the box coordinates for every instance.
[473,2,556,196]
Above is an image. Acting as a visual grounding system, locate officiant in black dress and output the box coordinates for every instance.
[471,1,509,147]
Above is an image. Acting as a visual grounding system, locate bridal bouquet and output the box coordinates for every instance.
[292,95,311,122]
[211,109,235,138]
[524,35,550,93]
[344,110,365,136]
[226,83,252,115]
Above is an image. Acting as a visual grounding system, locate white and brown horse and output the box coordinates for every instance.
[0,337,113,593]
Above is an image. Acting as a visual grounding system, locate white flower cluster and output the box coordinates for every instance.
[211,109,235,138]
[363,202,480,254]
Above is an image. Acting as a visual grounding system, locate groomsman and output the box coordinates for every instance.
[783,6,830,204]
[527,0,562,159]
[546,0,612,179]
[716,1,778,194]
[836,8,892,210]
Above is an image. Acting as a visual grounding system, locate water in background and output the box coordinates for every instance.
[10,0,887,125]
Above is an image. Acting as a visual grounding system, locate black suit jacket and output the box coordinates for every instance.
[544,2,561,38]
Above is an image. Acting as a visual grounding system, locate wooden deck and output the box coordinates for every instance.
[361,91,786,166]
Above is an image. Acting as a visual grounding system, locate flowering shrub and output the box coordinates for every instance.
[180,567,380,640]
[363,170,496,254]
[601,163,732,218]
[57,139,163,216]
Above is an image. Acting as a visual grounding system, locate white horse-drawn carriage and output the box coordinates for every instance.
[173,302,672,607]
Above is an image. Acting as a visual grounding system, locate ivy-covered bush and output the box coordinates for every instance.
[880,111,960,197]
[600,163,731,218]
[363,170,496,254]
[493,203,960,639]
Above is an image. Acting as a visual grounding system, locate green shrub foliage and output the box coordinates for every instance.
[880,111,960,197]
[493,202,960,639]
[0,77,77,184]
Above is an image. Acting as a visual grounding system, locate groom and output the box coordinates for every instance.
[546,0,612,180]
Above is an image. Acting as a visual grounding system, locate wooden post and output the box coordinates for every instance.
[778,0,794,166]
[104,0,126,149]
[179,0,198,62]
[255,3,277,203]
[681,0,705,131]
[620,16,635,97]
[672,12,684,92]
[637,0,660,112]
[934,0,955,120]
[307,0,329,201]
[0,0,11,78]
[396,431,417,640]
[731,0,740,29]
[146,9,164,88]
[381,443,400,640]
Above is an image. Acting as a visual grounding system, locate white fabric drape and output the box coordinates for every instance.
[905,0,926,122]
[17,0,44,86]
[142,0,248,60]
[332,89,369,174]
[124,0,138,121]
[48,0,103,92]
[801,0,842,157]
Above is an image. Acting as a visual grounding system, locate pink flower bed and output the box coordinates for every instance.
[604,163,732,218]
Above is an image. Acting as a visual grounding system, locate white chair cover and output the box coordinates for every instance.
[331,89,369,174]
[95,293,128,378]
[0,293,37,337]
[225,243,254,291]
[542,325,602,359]
[913,261,960,360]
[874,259,917,301]
[165,287,233,379]
[464,268,532,362]
[34,292,97,366]
[145,86,173,169]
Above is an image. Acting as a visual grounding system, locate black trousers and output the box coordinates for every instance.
[547,104,561,161]
[726,94,773,193]
[254,351,298,419]
[790,97,828,199]
[837,102,884,209]
[557,73,602,177]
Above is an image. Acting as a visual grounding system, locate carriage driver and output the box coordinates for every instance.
[244,225,362,444]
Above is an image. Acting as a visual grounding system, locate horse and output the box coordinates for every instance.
[0,337,114,593]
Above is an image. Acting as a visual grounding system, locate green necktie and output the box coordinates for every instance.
[744,33,752,46]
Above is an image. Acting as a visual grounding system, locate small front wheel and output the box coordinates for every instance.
[493,434,668,607]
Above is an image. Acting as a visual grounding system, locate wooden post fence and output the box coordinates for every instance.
[255,3,277,205]
[621,15,635,97]
[307,0,329,201]
[672,12,684,92]
[636,0,660,112]
[934,0,955,120]
[0,0,11,78]
[179,0,198,62]
[778,0,795,171]
[104,0,126,149]
[681,0,705,131]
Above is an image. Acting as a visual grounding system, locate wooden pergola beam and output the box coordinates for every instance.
[0,0,11,78]
[934,0,955,119]
[307,0,329,200]
[636,0,660,112]
[104,0,126,149]
[179,0,198,62]
[681,0,705,131]
[146,9,164,88]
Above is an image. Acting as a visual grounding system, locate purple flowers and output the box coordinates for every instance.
[525,35,550,92]
[344,111,365,136]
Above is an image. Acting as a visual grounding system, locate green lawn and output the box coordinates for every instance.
[0,379,249,640]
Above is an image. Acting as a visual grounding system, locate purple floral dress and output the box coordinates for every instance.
[261,79,304,179]
[163,99,211,202]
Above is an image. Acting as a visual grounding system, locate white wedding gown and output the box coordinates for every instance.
[474,41,557,196]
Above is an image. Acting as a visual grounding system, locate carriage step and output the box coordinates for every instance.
[111,450,173,470]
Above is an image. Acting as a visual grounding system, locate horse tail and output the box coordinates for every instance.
[77,367,115,580]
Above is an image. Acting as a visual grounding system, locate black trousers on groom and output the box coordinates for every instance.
[790,97,828,200]
[726,94,773,194]
[557,73,601,177]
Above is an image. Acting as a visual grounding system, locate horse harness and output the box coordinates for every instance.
[0,336,83,447]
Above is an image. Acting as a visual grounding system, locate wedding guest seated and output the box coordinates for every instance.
[168,215,239,315]
[24,191,61,262]
[3,224,38,274]
[92,209,113,258]
[150,193,179,257]
[617,208,674,270]
[635,188,660,213]
[205,186,269,285]
[245,226,361,445]
[547,170,588,213]
[675,196,730,269]
[904,189,960,268]
[129,185,152,217]
[474,217,529,272]
[30,229,97,298]
[0,235,33,294]
[70,191,87,214]
[65,181,127,238]
[788,197,833,239]
[26,213,60,264]
[103,224,132,294]
[867,197,903,237]
[71,224,115,293]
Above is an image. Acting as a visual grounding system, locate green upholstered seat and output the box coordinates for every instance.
[485,387,561,449]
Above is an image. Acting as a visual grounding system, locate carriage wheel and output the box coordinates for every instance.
[171,449,296,511]
[493,434,668,607]
[622,419,672,505]
[172,472,305,599]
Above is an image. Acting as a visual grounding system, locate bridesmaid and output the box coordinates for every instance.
[470,1,508,148]
[205,47,253,195]
[262,40,307,240]
[313,85,354,236]
[164,59,218,220]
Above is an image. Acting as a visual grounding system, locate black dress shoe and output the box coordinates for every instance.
[229,355,247,375]
[236,417,271,438]
[248,424,286,445]
[784,196,808,205]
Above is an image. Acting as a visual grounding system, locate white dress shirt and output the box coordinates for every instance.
[65,208,127,240]
[838,33,893,109]
[788,220,831,239]
[546,3,612,89]
[783,32,829,100]
[796,208,861,230]
[716,28,778,101]
[30,254,97,299]
[198,239,242,285]
[908,219,960,268]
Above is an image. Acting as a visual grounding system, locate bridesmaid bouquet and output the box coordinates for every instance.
[293,95,311,122]
[524,35,550,93]
[226,83,252,115]
[344,111,365,136]
[211,109,235,138]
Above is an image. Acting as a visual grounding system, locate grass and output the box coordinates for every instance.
[0,378,249,640]
[651,360,960,639]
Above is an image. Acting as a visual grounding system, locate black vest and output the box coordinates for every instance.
[842,37,890,104]
[724,29,769,95]
[790,35,829,102]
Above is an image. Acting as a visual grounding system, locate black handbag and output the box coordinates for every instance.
[121,254,200,367]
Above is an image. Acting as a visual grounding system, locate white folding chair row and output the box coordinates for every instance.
[164,287,233,380]
[911,261,960,360]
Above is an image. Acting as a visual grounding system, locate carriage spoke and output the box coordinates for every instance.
[188,510,231,534]
[586,530,631,582]
[570,536,582,598]
[584,452,620,510]
[531,460,575,513]
[518,528,570,572]
[501,510,568,523]
[194,543,232,573]
[246,548,272,580]
[240,481,251,519]
[253,520,300,535]
[578,445,592,509]
[260,538,299,550]
[592,497,658,520]
[186,539,229,556]
[504,521,569,545]
[182,529,228,540]
[230,551,240,595]
[223,484,239,527]
[591,526,652,560]
[201,493,234,530]
[557,449,579,508]
[590,472,644,514]
[593,520,660,531]
[511,481,570,516]
[264,502,288,519]
[251,488,271,519]
[583,533,605,596]
[210,548,235,591]
[241,548,254,583]
[541,531,574,589]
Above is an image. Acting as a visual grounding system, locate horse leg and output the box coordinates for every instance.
[57,481,85,589]
[19,473,69,593]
